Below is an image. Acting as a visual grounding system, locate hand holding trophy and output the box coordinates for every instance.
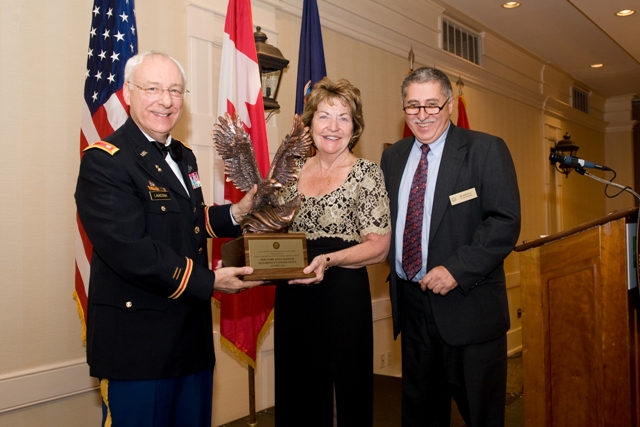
[212,113,315,281]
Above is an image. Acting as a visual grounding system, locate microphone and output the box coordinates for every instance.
[549,152,612,171]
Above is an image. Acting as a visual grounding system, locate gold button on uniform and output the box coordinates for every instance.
[125,301,133,308]
[198,247,203,254]
[193,207,197,213]
[194,226,200,234]
[161,206,166,212]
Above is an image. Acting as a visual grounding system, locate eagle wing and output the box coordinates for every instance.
[211,113,262,192]
[266,114,312,186]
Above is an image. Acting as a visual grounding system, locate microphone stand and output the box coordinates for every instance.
[575,167,640,292]
[575,168,640,202]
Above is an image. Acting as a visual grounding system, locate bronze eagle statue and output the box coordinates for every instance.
[212,112,312,234]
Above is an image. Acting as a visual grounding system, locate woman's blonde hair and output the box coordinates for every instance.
[300,77,365,151]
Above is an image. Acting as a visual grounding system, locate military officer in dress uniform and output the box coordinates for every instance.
[75,51,262,427]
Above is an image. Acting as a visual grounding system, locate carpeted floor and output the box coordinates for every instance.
[219,353,524,427]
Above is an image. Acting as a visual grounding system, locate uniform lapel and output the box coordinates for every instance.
[177,155,196,202]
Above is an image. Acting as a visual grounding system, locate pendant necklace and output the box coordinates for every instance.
[319,155,348,186]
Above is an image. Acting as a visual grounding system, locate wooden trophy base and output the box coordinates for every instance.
[221,233,316,281]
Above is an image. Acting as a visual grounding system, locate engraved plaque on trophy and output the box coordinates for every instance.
[221,233,314,281]
[212,113,315,281]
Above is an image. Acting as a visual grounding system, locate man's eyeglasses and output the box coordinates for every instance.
[128,82,189,99]
[403,98,450,115]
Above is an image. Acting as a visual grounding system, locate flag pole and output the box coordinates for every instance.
[408,45,414,73]
[457,75,464,95]
[402,46,415,138]
[248,365,257,426]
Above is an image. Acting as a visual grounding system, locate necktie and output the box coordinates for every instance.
[402,144,430,281]
[155,139,183,162]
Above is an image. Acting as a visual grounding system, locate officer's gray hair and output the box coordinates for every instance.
[124,51,187,88]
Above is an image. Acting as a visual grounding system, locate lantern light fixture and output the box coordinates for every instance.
[550,132,580,177]
[254,26,290,111]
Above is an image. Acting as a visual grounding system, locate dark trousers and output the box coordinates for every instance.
[399,278,507,427]
[100,369,213,427]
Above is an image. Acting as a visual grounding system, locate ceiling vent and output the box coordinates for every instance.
[571,86,590,114]
[443,19,482,65]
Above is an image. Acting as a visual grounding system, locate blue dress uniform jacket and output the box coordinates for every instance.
[75,118,239,380]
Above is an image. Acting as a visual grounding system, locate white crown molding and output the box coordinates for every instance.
[187,0,227,17]
[605,120,637,134]
[543,97,608,133]
[265,0,615,126]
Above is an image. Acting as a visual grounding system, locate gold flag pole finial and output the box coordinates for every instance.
[456,75,464,95]
[408,46,415,72]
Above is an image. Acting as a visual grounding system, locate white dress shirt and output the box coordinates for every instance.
[395,124,450,282]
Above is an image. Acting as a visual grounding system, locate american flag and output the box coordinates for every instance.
[75,0,138,341]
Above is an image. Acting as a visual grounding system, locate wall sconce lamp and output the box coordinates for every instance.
[550,132,580,177]
[254,26,290,111]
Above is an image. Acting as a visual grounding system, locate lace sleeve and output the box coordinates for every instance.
[354,160,391,237]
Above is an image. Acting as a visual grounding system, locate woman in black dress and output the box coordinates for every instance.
[275,77,391,426]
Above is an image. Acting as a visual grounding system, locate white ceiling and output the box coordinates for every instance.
[436,0,640,99]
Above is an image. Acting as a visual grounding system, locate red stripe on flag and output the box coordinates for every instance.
[77,214,93,262]
[74,264,89,340]
[115,90,130,116]
[92,106,116,139]
[214,0,276,368]
[80,130,90,152]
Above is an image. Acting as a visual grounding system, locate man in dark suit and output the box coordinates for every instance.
[381,67,521,427]
[75,51,261,427]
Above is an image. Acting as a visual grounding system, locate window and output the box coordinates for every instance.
[443,19,482,65]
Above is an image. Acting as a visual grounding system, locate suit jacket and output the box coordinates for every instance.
[75,118,240,380]
[381,123,521,346]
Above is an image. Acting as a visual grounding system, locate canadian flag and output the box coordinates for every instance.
[213,0,275,367]
[216,0,269,203]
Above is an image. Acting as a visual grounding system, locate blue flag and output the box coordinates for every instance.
[295,0,327,115]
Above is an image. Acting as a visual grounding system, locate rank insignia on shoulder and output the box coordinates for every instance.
[175,139,192,151]
[189,172,202,189]
[84,141,120,155]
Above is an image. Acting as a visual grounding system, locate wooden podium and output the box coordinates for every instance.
[515,208,639,427]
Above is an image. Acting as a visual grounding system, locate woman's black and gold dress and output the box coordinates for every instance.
[275,158,390,426]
